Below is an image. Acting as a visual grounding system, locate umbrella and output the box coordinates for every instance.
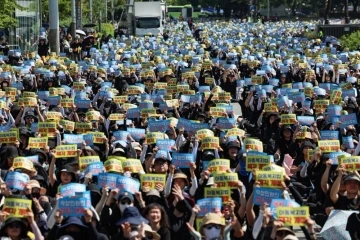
[83,23,97,28]
[320,210,356,240]
[76,30,86,36]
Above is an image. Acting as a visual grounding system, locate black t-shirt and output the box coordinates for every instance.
[335,194,360,210]
[346,212,360,240]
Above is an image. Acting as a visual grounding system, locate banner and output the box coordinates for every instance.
[64,134,84,147]
[3,198,32,218]
[244,138,263,151]
[5,172,29,191]
[156,139,175,152]
[318,140,340,152]
[197,198,222,217]
[0,131,17,143]
[140,174,166,190]
[204,187,231,204]
[122,158,144,173]
[207,159,230,173]
[75,99,91,109]
[28,137,48,148]
[127,128,146,141]
[79,156,100,171]
[276,206,310,226]
[256,171,283,188]
[59,183,86,197]
[59,197,90,217]
[297,116,315,126]
[55,144,78,158]
[19,97,37,107]
[113,130,129,142]
[246,155,271,171]
[98,173,119,189]
[213,173,239,188]
[320,131,339,140]
[253,187,283,205]
[24,155,39,164]
[87,132,105,144]
[342,136,354,149]
[202,137,219,150]
[116,175,140,194]
[171,153,195,168]
[216,118,236,130]
[148,120,170,132]
[84,162,103,176]
[340,113,358,128]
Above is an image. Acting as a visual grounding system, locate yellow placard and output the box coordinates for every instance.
[114,95,128,104]
[3,198,32,218]
[73,82,86,91]
[45,111,62,121]
[0,100,6,109]
[313,100,329,111]
[87,132,105,144]
[205,77,214,85]
[246,155,271,171]
[338,156,360,170]
[108,113,125,121]
[330,90,342,103]
[57,88,66,95]
[49,87,58,96]
[122,103,137,111]
[204,187,231,204]
[218,92,231,102]
[318,140,340,152]
[207,159,230,173]
[59,119,75,131]
[213,173,239,188]
[79,156,100,171]
[127,86,143,95]
[276,207,310,226]
[12,157,34,170]
[38,122,57,137]
[0,131,17,143]
[226,128,245,137]
[86,111,100,121]
[196,218,226,231]
[28,137,48,148]
[75,122,92,133]
[197,129,214,140]
[23,91,37,98]
[104,158,123,173]
[122,158,144,173]
[60,98,74,108]
[177,84,190,92]
[280,114,297,124]
[141,108,156,118]
[202,137,219,150]
[256,171,283,188]
[244,138,263,152]
[154,82,167,90]
[5,87,17,101]
[165,99,179,108]
[140,174,166,190]
[262,164,286,174]
[340,82,353,90]
[146,132,165,145]
[264,103,278,112]
[251,76,263,84]
[210,107,226,117]
[55,144,78,158]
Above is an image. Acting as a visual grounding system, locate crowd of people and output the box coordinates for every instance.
[0,18,358,240]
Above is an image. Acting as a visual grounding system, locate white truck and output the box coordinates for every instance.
[133,1,164,36]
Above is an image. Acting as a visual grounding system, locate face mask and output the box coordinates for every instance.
[203,227,221,240]
[119,203,129,212]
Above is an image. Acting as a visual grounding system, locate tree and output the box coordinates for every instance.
[0,0,26,28]
[324,0,331,23]
[344,0,350,23]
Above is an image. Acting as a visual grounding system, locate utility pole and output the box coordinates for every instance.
[71,0,76,37]
[105,0,108,22]
[90,0,93,23]
[49,0,59,54]
[111,0,114,23]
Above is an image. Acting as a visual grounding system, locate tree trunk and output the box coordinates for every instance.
[324,0,331,24]
[291,0,297,16]
[345,0,350,23]
[353,0,358,12]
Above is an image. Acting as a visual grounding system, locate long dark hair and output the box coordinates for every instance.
[143,203,170,228]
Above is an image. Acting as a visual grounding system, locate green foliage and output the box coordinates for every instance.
[0,0,27,28]
[99,23,114,37]
[340,31,360,51]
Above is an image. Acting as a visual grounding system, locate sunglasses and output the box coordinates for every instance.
[8,222,21,229]
[204,224,221,230]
